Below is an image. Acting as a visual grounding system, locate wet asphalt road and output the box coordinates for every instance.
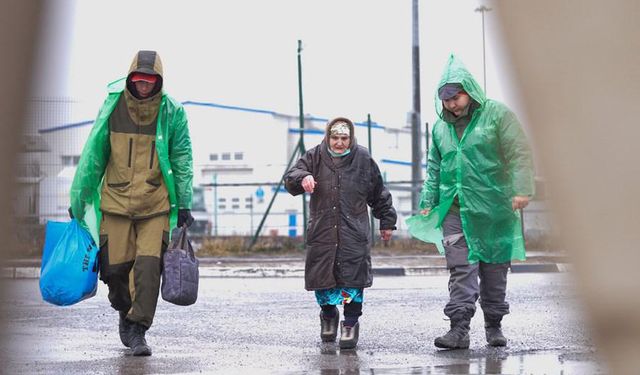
[1,273,604,374]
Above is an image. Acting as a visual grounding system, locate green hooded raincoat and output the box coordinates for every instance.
[408,54,534,264]
[69,78,193,244]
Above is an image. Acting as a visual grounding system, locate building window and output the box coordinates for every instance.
[231,198,239,202]
[245,197,252,202]
[245,204,253,209]
[218,204,226,210]
[232,204,240,210]
[218,198,226,202]
[234,152,243,160]
[221,152,231,161]
[209,153,218,161]
[61,155,80,166]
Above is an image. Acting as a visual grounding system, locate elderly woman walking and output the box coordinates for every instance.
[285,117,397,349]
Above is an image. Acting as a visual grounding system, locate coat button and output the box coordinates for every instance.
[333,206,336,210]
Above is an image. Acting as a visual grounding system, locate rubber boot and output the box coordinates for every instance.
[320,307,340,342]
[129,323,152,356]
[485,317,507,347]
[339,321,359,349]
[119,311,134,348]
[434,319,470,349]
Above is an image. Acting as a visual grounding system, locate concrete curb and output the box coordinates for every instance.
[1,263,570,279]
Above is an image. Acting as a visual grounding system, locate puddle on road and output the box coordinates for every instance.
[423,352,600,374]
[304,350,603,374]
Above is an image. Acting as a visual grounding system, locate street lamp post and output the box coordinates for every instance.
[475,5,492,93]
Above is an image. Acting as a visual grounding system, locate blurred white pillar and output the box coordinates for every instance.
[0,0,45,364]
[490,1,640,373]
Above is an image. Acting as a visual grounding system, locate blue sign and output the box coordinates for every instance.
[288,213,297,237]
[256,187,264,199]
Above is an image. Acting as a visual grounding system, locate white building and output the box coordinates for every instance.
[33,99,419,237]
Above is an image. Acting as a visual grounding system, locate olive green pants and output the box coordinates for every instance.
[99,213,169,328]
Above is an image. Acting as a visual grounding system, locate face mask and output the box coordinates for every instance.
[327,147,351,157]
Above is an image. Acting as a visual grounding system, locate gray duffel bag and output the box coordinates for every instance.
[161,225,199,306]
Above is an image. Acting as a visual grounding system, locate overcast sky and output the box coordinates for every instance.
[32,0,524,131]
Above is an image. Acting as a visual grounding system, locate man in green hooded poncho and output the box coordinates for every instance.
[416,55,534,349]
[69,50,194,356]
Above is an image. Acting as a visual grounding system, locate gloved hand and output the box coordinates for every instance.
[68,207,74,219]
[177,209,194,228]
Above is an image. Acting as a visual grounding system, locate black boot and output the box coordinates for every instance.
[434,319,470,349]
[118,312,134,348]
[339,321,360,349]
[320,307,340,342]
[485,317,507,347]
[129,323,152,356]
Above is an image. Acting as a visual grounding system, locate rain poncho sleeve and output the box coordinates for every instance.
[69,94,119,242]
[419,137,442,210]
[167,103,193,209]
[69,97,117,220]
[499,110,535,197]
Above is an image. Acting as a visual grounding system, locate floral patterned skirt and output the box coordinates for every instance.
[314,287,363,306]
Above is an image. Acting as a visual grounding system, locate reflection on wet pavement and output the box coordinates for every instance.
[298,347,602,374]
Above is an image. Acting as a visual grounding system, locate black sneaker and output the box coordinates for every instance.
[118,312,134,348]
[320,308,340,342]
[339,321,359,349]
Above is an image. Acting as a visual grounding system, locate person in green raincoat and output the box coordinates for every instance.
[68,50,194,356]
[415,55,534,349]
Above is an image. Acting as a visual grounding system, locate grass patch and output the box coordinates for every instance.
[196,235,440,257]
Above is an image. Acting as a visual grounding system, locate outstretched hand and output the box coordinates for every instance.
[380,229,393,241]
[512,196,530,210]
[302,175,317,193]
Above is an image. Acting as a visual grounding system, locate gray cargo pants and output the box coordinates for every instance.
[441,212,510,322]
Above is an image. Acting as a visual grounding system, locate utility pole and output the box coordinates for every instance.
[475,5,492,93]
[212,173,218,236]
[367,114,375,246]
[411,0,422,214]
[297,39,308,243]
[248,196,254,235]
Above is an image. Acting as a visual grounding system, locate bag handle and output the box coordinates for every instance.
[178,225,196,262]
[178,224,189,249]
[169,225,189,251]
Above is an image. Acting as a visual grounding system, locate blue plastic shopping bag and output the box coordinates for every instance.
[41,220,70,268]
[39,219,99,306]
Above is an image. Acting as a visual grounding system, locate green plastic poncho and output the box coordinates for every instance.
[408,54,535,263]
[69,78,193,244]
